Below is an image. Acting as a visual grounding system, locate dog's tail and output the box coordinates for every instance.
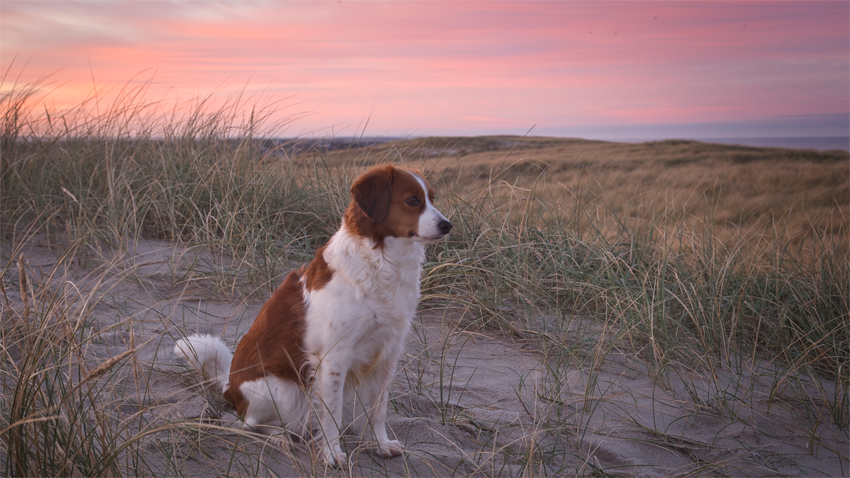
[174,334,232,394]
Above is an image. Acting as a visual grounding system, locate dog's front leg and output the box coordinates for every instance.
[359,365,403,458]
[370,386,403,457]
[316,363,347,466]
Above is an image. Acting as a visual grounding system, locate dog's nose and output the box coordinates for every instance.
[438,220,452,235]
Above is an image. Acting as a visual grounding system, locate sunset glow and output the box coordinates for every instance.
[2,1,848,139]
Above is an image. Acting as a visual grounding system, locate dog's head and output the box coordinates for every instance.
[345,165,451,244]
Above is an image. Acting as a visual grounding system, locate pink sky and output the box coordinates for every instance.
[2,1,848,138]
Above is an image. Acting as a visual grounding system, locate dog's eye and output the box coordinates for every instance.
[405,197,421,207]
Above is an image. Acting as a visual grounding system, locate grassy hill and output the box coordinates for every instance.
[308,135,848,248]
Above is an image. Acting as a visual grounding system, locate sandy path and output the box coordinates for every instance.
[3,238,847,477]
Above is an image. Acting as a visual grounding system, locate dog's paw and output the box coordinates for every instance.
[376,439,404,458]
[321,445,347,468]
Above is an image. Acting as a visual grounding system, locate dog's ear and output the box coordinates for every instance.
[350,165,394,223]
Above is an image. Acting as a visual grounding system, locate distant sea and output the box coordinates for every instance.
[615,136,849,152]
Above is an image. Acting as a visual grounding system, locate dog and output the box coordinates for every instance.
[174,164,451,465]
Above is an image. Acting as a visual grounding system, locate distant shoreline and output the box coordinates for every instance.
[268,135,850,154]
[611,136,850,152]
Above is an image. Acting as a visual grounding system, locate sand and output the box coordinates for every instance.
[3,237,847,477]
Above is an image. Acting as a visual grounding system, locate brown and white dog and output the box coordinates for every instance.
[174,164,451,465]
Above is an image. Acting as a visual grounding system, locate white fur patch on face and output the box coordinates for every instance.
[410,173,450,242]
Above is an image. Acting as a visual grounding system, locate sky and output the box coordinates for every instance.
[1,1,848,140]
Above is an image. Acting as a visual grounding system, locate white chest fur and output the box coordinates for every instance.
[303,227,424,358]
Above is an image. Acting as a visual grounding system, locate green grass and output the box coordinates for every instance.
[2,72,848,476]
